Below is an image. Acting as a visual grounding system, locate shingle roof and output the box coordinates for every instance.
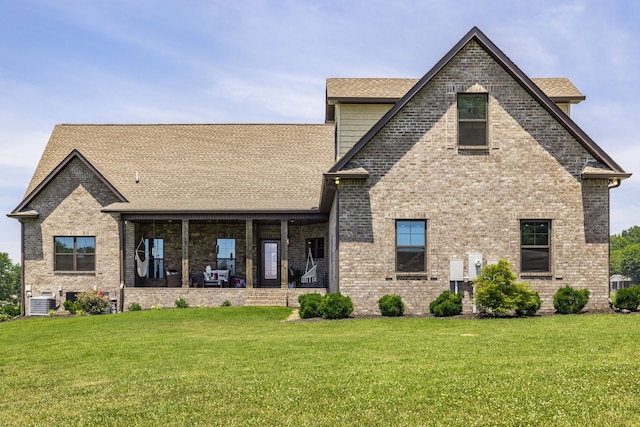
[531,78,585,103]
[329,27,629,179]
[326,78,419,101]
[326,77,584,104]
[20,124,335,213]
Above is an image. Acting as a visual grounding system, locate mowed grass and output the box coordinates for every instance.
[1,308,640,426]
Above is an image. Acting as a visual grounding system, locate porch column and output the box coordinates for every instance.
[245,219,253,288]
[281,220,288,289]
[181,219,189,288]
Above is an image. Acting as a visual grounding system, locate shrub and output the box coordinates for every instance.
[48,309,57,317]
[127,302,142,312]
[429,291,463,317]
[613,285,640,311]
[175,298,189,308]
[512,282,542,317]
[473,259,541,316]
[151,304,161,310]
[1,303,20,317]
[319,293,353,319]
[553,286,590,314]
[378,294,405,317]
[0,313,10,322]
[76,291,109,315]
[221,300,231,307]
[64,299,81,314]
[298,293,323,319]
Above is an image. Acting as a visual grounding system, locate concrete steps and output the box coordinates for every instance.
[245,289,288,307]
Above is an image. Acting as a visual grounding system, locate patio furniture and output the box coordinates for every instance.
[301,248,317,284]
[166,269,181,287]
[204,267,230,287]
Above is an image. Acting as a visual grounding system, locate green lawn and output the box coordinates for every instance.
[1,308,639,426]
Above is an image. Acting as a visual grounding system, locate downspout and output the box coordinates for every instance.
[608,178,621,189]
[331,177,340,293]
[20,220,25,317]
[119,217,125,312]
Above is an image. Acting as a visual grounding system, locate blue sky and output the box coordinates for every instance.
[1,0,638,264]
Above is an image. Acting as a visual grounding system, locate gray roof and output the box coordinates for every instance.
[19,124,335,214]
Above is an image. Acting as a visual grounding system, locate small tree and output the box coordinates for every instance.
[0,253,20,301]
[472,259,541,316]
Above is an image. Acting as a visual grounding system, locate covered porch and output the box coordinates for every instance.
[120,213,330,292]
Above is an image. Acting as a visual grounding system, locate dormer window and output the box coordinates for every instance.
[458,93,488,147]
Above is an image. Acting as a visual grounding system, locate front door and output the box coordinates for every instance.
[260,240,280,287]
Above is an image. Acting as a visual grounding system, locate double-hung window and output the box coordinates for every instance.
[458,93,488,147]
[54,236,95,271]
[396,221,426,272]
[520,220,551,273]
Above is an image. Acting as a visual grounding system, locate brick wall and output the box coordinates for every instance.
[22,158,123,313]
[335,40,610,315]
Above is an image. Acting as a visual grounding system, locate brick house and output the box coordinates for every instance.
[10,27,630,315]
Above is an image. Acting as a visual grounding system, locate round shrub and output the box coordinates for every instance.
[429,291,462,317]
[553,286,590,314]
[512,283,542,317]
[378,294,405,317]
[76,291,109,315]
[319,293,354,319]
[127,302,142,312]
[613,285,640,311]
[298,293,324,319]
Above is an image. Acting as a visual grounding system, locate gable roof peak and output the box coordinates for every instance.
[329,26,629,178]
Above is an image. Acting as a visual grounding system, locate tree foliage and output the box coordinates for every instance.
[0,252,21,301]
[610,226,640,283]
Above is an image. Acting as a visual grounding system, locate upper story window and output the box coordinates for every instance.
[396,220,426,272]
[458,93,488,147]
[520,220,551,273]
[54,236,95,272]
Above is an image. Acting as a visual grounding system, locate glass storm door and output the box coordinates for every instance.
[260,240,280,287]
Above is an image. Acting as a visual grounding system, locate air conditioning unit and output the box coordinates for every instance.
[29,296,56,316]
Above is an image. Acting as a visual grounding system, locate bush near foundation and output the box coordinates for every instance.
[298,293,323,319]
[319,293,353,319]
[553,286,590,314]
[378,294,405,317]
[76,291,109,315]
[472,259,541,317]
[613,285,640,311]
[429,291,463,317]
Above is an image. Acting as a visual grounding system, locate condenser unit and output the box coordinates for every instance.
[29,296,56,316]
